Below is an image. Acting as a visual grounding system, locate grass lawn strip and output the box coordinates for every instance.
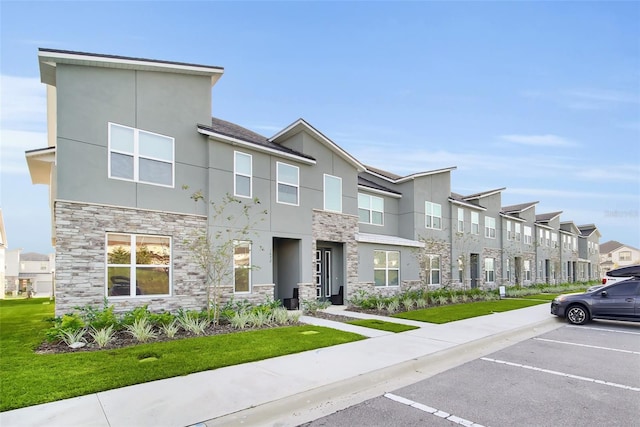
[345,319,419,333]
[513,293,563,301]
[392,299,547,324]
[0,299,365,412]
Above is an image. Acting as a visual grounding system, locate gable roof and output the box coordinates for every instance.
[197,118,316,165]
[577,224,601,238]
[38,48,224,87]
[449,192,487,211]
[599,240,638,253]
[502,201,539,214]
[269,118,365,172]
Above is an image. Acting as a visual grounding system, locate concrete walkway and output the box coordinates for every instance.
[0,303,563,427]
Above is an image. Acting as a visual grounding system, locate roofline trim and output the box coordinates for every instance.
[357,185,402,199]
[448,198,487,211]
[197,126,317,166]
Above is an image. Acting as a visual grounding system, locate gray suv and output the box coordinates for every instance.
[551,278,640,325]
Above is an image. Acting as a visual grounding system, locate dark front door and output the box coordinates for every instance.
[470,254,479,288]
[315,248,332,299]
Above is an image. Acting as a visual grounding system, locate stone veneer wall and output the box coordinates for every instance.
[54,201,208,316]
[311,209,359,302]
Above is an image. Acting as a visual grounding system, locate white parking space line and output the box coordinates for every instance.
[481,357,640,392]
[567,325,640,335]
[384,393,486,427]
[534,337,640,355]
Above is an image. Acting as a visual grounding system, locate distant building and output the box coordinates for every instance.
[599,240,640,272]
[4,250,55,298]
[0,209,6,299]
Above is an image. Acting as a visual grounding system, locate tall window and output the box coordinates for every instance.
[551,233,558,248]
[324,174,342,212]
[524,226,532,244]
[505,258,511,282]
[515,223,521,242]
[457,208,464,232]
[484,258,495,283]
[358,193,384,225]
[524,260,531,281]
[374,250,399,287]
[234,241,251,293]
[485,217,496,239]
[471,212,479,235]
[109,123,174,187]
[234,152,252,198]
[425,254,440,285]
[277,162,299,205]
[106,233,171,297]
[507,221,512,240]
[545,230,551,247]
[425,201,442,229]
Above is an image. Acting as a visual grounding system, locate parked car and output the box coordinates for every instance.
[601,264,640,286]
[551,279,640,325]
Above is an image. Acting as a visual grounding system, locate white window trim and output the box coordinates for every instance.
[426,254,441,285]
[457,208,464,233]
[358,193,384,226]
[374,250,400,287]
[105,233,172,298]
[484,257,495,283]
[234,151,252,198]
[471,212,479,235]
[323,174,342,213]
[233,240,252,294]
[485,216,496,239]
[276,161,300,206]
[108,122,175,188]
[425,201,442,230]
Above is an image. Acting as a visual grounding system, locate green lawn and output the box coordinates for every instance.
[0,299,365,412]
[393,298,547,324]
[346,319,419,333]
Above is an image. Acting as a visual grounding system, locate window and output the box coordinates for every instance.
[485,217,496,239]
[471,212,479,235]
[552,233,558,248]
[524,260,531,281]
[605,281,639,296]
[545,230,551,247]
[457,208,464,232]
[619,251,632,261]
[515,223,521,242]
[106,233,171,297]
[484,258,495,283]
[234,152,252,198]
[324,174,342,212]
[524,226,532,244]
[277,162,299,205]
[539,229,544,246]
[108,123,174,187]
[425,254,440,285]
[505,258,511,281]
[507,221,512,240]
[374,250,399,287]
[425,202,442,229]
[358,193,384,225]
[234,241,251,293]
[572,237,577,251]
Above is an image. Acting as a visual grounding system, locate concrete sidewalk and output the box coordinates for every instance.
[0,303,563,427]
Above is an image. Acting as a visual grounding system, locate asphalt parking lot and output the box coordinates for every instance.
[302,320,640,427]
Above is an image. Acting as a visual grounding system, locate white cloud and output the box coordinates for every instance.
[500,134,576,147]
[0,75,47,128]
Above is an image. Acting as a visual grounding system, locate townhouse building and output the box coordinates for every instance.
[26,48,601,315]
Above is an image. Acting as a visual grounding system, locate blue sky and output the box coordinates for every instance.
[1,1,639,254]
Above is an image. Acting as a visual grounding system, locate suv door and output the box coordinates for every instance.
[591,281,640,319]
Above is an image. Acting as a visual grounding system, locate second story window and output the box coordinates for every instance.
[524,226,532,244]
[358,193,384,225]
[425,201,442,229]
[108,123,174,187]
[277,162,299,205]
[234,152,252,198]
[485,216,496,239]
[515,223,521,242]
[507,221,512,240]
[619,251,631,261]
[323,174,342,213]
[471,212,479,235]
[457,208,464,232]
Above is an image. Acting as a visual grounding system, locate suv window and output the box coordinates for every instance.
[604,281,640,297]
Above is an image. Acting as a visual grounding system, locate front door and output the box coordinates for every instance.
[315,248,332,299]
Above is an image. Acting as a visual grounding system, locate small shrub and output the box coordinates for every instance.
[230,311,251,329]
[249,310,271,328]
[272,307,290,325]
[89,325,115,348]
[59,328,87,348]
[160,320,180,338]
[287,310,301,324]
[415,297,427,308]
[436,295,449,306]
[125,318,157,342]
[449,294,461,304]
[386,299,400,313]
[302,299,330,314]
[177,311,209,335]
[401,297,415,311]
[149,311,176,327]
[121,305,151,326]
[376,300,387,312]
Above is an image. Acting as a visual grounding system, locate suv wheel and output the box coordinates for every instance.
[566,305,588,325]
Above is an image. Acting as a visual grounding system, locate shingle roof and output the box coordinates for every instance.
[599,240,638,253]
[502,201,539,214]
[463,187,506,201]
[200,118,315,161]
[357,176,401,195]
[536,211,562,222]
[577,224,598,237]
[365,165,402,181]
